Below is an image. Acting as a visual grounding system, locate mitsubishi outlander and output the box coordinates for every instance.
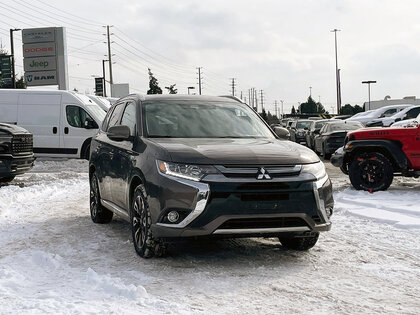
[89,95,333,258]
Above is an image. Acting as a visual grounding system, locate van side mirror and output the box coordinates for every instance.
[273,126,290,140]
[107,125,131,141]
[84,118,98,129]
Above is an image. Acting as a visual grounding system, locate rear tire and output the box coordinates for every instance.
[322,145,331,160]
[279,232,319,250]
[83,143,91,160]
[90,173,113,223]
[349,152,394,192]
[0,176,15,183]
[131,185,166,258]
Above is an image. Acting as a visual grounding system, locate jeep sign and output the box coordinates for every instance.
[24,56,57,71]
[25,71,58,86]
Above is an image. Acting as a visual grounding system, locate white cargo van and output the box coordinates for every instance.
[0,89,106,159]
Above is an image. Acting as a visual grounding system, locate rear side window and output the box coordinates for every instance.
[66,105,95,128]
[121,102,137,135]
[406,108,420,119]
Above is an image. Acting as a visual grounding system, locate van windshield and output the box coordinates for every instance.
[144,101,274,138]
[86,104,106,122]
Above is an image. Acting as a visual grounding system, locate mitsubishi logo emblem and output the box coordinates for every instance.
[257,167,271,180]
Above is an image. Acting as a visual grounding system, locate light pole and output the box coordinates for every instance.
[187,86,195,95]
[331,29,341,115]
[280,100,284,117]
[362,80,377,110]
[10,28,21,89]
[102,59,108,97]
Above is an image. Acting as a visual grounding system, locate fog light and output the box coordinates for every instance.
[167,211,179,223]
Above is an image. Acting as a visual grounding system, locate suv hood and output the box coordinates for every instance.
[150,138,319,165]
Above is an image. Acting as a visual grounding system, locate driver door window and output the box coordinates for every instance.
[66,105,96,128]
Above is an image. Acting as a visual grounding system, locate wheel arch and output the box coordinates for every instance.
[80,137,92,160]
[344,140,409,172]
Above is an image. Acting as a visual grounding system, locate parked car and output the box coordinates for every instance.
[314,121,364,159]
[0,89,106,160]
[306,119,330,150]
[331,124,420,192]
[289,119,312,143]
[366,105,420,127]
[89,95,334,258]
[345,104,412,125]
[391,113,420,127]
[0,123,35,183]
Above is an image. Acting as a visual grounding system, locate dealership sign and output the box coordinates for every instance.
[24,56,56,71]
[25,71,58,86]
[22,27,68,89]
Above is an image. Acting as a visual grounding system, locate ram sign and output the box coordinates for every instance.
[22,27,68,89]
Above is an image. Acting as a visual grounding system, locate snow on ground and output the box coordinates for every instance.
[0,159,419,314]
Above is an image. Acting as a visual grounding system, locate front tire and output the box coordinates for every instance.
[279,232,319,250]
[131,185,166,258]
[90,173,113,223]
[349,152,394,192]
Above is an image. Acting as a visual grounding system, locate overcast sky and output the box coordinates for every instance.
[1,0,420,114]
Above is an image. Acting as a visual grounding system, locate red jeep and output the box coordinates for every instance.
[331,123,420,191]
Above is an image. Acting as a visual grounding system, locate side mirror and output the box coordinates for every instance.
[107,125,131,141]
[314,129,320,135]
[273,126,290,140]
[84,118,98,129]
[304,127,309,130]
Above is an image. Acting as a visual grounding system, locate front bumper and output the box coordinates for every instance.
[152,172,333,238]
[0,154,35,177]
[330,150,344,168]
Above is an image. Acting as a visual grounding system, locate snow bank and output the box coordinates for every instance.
[0,250,175,314]
[334,188,420,228]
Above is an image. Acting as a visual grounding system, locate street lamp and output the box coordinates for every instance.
[362,80,377,110]
[331,29,341,115]
[187,86,195,95]
[10,28,21,89]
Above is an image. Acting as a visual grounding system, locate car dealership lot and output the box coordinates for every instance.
[0,159,419,314]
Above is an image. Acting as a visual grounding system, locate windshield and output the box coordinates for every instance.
[144,101,275,138]
[296,121,311,129]
[86,104,106,122]
[329,123,362,131]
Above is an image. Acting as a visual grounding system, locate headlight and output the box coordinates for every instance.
[301,161,327,180]
[157,160,218,182]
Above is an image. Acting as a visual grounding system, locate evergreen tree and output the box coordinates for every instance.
[15,76,26,89]
[147,68,162,94]
[300,96,325,114]
[165,84,178,94]
[260,108,268,122]
[291,106,296,115]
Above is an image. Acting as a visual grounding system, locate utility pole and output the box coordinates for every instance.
[274,101,278,118]
[255,89,258,112]
[260,90,264,111]
[197,67,202,95]
[331,29,341,115]
[10,28,21,89]
[105,25,114,89]
[102,59,108,97]
[309,86,312,97]
[231,78,236,96]
[280,100,284,117]
[240,91,243,100]
[248,89,251,106]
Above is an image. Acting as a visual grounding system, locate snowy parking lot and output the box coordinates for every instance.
[0,159,419,314]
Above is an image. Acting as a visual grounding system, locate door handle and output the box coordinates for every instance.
[64,127,69,134]
[53,127,57,134]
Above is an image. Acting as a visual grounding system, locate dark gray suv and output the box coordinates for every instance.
[89,95,333,258]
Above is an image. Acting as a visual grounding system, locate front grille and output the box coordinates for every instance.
[215,165,301,179]
[218,217,308,229]
[12,134,33,155]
